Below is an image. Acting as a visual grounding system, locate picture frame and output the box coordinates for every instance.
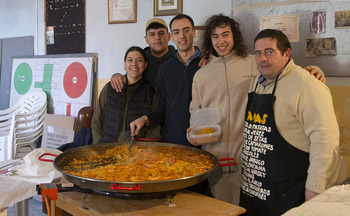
[335,10,350,28]
[193,26,205,51]
[108,0,137,24]
[154,0,183,16]
[306,37,337,57]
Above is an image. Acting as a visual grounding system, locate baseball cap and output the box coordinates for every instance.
[145,18,168,33]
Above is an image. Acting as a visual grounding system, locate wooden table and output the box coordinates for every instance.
[0,208,7,216]
[53,190,246,216]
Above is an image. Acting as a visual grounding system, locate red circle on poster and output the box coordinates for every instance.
[63,62,88,99]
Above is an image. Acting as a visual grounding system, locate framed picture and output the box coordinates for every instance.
[108,0,137,24]
[335,10,350,28]
[306,38,337,57]
[154,0,183,16]
[193,26,205,51]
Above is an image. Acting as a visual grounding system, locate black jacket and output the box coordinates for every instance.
[143,45,176,88]
[148,50,201,146]
[100,77,155,143]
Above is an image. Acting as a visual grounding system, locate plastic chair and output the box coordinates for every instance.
[0,91,47,160]
[0,105,17,161]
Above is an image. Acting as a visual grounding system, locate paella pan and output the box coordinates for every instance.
[54,142,218,193]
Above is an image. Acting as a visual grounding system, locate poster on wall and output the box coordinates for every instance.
[310,10,326,34]
[335,10,350,28]
[10,54,97,117]
[260,14,299,42]
[306,38,337,57]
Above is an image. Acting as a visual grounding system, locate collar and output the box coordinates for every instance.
[123,75,143,91]
[258,59,290,87]
[210,50,239,62]
[176,47,200,67]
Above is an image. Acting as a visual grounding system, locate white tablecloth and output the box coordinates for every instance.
[0,148,62,209]
[283,184,350,216]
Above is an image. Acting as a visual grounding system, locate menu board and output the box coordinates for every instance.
[45,0,85,54]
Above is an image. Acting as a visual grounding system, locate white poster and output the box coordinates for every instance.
[261,14,299,42]
[10,54,96,117]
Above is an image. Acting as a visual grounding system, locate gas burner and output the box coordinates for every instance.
[37,183,178,201]
[92,189,178,200]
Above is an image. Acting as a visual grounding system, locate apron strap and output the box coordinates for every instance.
[272,73,281,96]
[254,73,281,95]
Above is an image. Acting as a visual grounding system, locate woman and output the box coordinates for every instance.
[91,46,157,144]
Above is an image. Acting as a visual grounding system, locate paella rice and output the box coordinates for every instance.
[64,145,214,182]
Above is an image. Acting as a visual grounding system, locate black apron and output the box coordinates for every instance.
[240,77,310,216]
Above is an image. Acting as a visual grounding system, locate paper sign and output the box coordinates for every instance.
[41,114,75,149]
[261,14,299,42]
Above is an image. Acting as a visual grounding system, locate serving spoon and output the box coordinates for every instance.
[128,136,135,152]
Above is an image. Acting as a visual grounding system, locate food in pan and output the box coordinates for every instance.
[63,145,214,182]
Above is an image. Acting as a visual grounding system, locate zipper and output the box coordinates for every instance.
[223,56,231,159]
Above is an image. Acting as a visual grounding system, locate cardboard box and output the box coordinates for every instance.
[41,114,76,149]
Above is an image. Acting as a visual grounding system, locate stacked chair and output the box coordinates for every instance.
[0,91,47,161]
[0,103,18,161]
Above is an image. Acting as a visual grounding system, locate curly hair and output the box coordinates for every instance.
[201,14,247,59]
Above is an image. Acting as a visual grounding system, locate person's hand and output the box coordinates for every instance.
[110,73,126,92]
[305,66,326,84]
[130,115,148,136]
[198,55,212,68]
[305,189,319,201]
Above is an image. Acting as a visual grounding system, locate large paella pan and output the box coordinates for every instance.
[54,142,218,193]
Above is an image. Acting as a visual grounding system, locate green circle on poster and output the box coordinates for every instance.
[14,63,32,95]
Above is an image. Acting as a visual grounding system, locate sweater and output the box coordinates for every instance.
[252,59,346,193]
[190,52,258,204]
[148,50,201,146]
[144,45,176,88]
[191,52,258,161]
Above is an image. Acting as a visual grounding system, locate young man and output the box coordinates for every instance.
[189,14,327,205]
[130,14,200,146]
[189,14,258,205]
[111,18,176,91]
[130,14,212,197]
[240,29,346,215]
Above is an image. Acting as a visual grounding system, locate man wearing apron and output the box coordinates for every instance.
[240,29,346,215]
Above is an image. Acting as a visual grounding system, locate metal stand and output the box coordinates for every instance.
[167,192,176,207]
[80,193,89,210]
[14,199,28,216]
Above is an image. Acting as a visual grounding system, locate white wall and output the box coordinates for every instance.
[231,0,350,85]
[0,0,231,81]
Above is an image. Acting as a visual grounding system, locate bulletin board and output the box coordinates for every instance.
[10,53,97,117]
[232,1,350,76]
[45,0,86,54]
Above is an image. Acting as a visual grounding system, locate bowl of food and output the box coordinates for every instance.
[187,108,221,145]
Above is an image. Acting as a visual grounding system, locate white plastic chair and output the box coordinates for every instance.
[0,91,47,160]
[0,105,17,161]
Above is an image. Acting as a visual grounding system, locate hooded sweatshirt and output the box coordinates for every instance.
[143,45,176,88]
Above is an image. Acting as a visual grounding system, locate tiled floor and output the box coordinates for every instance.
[7,196,46,216]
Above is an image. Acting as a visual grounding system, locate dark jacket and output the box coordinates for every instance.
[58,127,93,152]
[99,77,155,143]
[143,45,176,88]
[148,50,201,146]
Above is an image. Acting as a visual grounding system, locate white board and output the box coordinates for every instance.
[10,54,97,117]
